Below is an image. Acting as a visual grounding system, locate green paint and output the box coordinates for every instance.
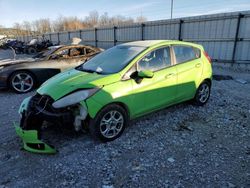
[15,124,56,154]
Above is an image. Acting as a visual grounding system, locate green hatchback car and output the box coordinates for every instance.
[17,40,212,153]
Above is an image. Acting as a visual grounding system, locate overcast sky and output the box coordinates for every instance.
[1,0,250,27]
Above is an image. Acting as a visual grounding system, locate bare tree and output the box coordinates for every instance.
[136,15,147,23]
[7,10,147,37]
[85,11,99,27]
[99,12,110,26]
[34,18,52,33]
[13,23,22,36]
[22,21,32,35]
[98,13,134,26]
[109,15,134,26]
[53,16,65,32]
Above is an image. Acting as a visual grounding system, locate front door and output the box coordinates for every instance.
[130,46,177,116]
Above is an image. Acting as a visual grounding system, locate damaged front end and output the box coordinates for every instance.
[15,92,89,154]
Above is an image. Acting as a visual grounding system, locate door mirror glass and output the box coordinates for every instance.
[138,70,154,78]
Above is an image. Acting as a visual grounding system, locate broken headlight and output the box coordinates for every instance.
[52,88,100,109]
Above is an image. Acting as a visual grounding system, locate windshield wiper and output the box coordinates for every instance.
[76,66,102,74]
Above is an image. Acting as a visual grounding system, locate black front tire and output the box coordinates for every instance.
[89,104,128,142]
[28,47,37,54]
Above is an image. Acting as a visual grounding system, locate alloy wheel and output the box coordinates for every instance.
[100,110,124,139]
[11,72,34,93]
[198,83,210,103]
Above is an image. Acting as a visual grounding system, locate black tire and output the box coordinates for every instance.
[9,71,35,93]
[28,47,37,54]
[89,104,128,142]
[193,81,211,106]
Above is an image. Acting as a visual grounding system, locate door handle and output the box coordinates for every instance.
[195,63,201,68]
[165,73,175,79]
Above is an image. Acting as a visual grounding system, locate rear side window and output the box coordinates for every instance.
[86,48,95,54]
[173,46,200,64]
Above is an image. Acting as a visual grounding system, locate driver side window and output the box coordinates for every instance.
[50,49,69,60]
[137,47,171,72]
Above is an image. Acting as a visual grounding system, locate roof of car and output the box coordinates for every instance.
[120,40,166,47]
[119,40,203,50]
[55,44,101,49]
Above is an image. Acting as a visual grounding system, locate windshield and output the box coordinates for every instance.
[80,45,146,74]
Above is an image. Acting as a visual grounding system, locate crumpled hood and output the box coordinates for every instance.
[0,58,35,67]
[37,68,121,100]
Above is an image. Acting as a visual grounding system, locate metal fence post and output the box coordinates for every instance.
[49,33,52,41]
[68,31,71,41]
[178,19,183,41]
[79,30,82,39]
[114,26,117,46]
[94,28,97,47]
[57,32,60,44]
[232,13,244,63]
[141,23,145,40]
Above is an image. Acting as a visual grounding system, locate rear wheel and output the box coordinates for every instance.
[28,47,37,54]
[89,104,128,142]
[193,81,211,106]
[9,71,35,93]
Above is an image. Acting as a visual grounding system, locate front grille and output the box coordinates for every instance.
[29,93,74,114]
[30,93,55,113]
[25,93,75,127]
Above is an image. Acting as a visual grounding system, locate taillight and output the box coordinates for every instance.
[203,51,212,63]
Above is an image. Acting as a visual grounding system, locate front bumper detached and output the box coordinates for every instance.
[15,123,56,154]
[16,93,88,154]
[16,94,75,154]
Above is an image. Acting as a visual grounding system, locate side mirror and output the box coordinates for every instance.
[138,70,154,78]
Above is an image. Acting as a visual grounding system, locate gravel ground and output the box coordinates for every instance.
[0,51,249,187]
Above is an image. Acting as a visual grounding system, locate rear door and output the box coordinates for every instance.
[172,45,202,101]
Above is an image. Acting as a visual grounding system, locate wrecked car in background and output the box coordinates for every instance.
[0,38,19,50]
[21,38,53,54]
[0,37,54,54]
[16,40,212,154]
[0,44,103,93]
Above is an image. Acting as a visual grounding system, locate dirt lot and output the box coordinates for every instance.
[0,61,249,187]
